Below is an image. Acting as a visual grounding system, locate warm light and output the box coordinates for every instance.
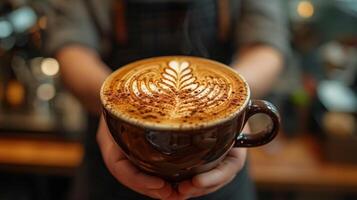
[0,83,3,100]
[41,58,60,76]
[38,16,47,29]
[297,0,314,18]
[6,80,25,107]
[37,83,56,101]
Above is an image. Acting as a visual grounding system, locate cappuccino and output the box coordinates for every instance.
[100,56,280,181]
[101,56,249,130]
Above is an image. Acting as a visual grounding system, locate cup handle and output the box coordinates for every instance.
[235,100,280,147]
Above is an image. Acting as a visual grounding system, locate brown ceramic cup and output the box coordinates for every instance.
[100,56,280,181]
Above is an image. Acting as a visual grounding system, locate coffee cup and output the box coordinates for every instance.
[100,56,280,181]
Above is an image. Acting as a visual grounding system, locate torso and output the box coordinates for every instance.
[94,0,238,68]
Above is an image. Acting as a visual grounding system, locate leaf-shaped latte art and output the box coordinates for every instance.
[158,61,197,92]
[126,60,229,119]
[102,57,248,127]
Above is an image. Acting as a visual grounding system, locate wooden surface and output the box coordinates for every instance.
[0,134,357,191]
[0,137,83,172]
[249,135,357,191]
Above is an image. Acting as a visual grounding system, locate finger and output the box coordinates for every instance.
[96,116,171,199]
[96,118,125,166]
[96,116,110,147]
[155,182,174,200]
[178,180,197,197]
[112,159,165,190]
[178,179,195,193]
[192,148,246,188]
[178,149,245,194]
[163,190,186,200]
[97,116,119,157]
[189,184,223,198]
[134,182,173,200]
[141,182,174,199]
[178,179,227,199]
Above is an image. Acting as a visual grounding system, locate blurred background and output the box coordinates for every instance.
[0,0,356,199]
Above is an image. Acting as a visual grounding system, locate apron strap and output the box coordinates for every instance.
[113,0,128,46]
[82,0,113,58]
[217,0,231,42]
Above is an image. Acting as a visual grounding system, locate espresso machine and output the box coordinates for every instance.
[0,0,85,139]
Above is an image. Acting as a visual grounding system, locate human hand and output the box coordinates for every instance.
[169,148,246,199]
[97,115,249,200]
[165,126,250,200]
[96,116,174,199]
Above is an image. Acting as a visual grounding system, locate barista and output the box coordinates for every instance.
[46,0,289,199]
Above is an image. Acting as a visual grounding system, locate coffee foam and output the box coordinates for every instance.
[101,56,249,130]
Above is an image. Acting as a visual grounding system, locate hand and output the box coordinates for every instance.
[96,116,174,199]
[171,125,250,200]
[172,148,246,199]
[97,115,249,200]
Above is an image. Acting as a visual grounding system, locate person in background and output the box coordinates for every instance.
[46,0,289,199]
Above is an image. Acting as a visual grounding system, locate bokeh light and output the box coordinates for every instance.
[8,6,37,33]
[0,20,13,38]
[41,58,60,76]
[38,16,47,30]
[36,83,56,101]
[297,0,314,18]
[6,80,25,107]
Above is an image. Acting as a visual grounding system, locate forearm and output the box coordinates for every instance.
[232,45,283,98]
[56,45,111,115]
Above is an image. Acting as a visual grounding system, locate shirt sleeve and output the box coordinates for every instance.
[236,0,290,57]
[45,0,100,55]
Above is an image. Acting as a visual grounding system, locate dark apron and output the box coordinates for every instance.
[101,0,236,67]
[70,1,255,199]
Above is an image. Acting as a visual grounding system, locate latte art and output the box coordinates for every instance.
[101,56,248,129]
[129,60,229,118]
